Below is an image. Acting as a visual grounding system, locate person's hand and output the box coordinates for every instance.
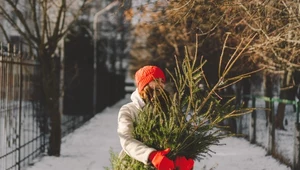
[174,156,194,170]
[149,148,175,170]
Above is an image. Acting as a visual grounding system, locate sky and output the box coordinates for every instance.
[22,93,292,170]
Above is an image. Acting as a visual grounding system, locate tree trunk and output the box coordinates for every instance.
[235,81,242,134]
[48,98,61,156]
[265,73,274,127]
[221,86,237,133]
[276,70,296,130]
[276,102,286,130]
[294,70,300,101]
[242,77,251,108]
[40,51,61,156]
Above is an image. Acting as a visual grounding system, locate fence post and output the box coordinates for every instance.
[293,101,300,170]
[18,56,23,170]
[267,97,275,155]
[250,96,256,144]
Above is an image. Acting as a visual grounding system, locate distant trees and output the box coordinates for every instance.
[128,0,300,129]
[128,1,255,83]
[233,0,300,129]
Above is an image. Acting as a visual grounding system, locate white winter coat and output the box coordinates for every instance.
[117,89,156,165]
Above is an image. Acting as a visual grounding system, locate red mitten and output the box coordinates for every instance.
[149,148,175,170]
[174,156,194,170]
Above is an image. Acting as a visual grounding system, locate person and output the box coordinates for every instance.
[117,65,194,170]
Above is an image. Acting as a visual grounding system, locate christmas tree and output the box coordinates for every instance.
[107,45,254,170]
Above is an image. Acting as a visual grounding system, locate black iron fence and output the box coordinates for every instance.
[0,48,45,170]
[0,45,126,170]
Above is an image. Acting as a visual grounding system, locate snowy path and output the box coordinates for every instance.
[24,96,291,170]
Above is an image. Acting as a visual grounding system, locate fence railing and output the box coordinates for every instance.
[0,51,45,170]
[0,45,126,170]
[238,95,300,170]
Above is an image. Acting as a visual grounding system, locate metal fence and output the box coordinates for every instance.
[237,95,300,170]
[0,43,126,170]
[0,47,45,170]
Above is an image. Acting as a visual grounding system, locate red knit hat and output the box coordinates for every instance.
[135,65,166,93]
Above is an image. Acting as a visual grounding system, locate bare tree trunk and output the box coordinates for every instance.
[265,73,274,127]
[264,73,276,155]
[276,102,286,130]
[48,99,61,156]
[295,70,300,102]
[242,77,251,108]
[41,51,61,156]
[235,81,242,134]
[276,70,296,130]
[235,77,251,134]
[221,85,237,133]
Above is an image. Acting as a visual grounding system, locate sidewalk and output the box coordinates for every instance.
[24,94,291,170]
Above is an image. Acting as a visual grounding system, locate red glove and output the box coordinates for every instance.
[149,148,175,170]
[174,156,194,170]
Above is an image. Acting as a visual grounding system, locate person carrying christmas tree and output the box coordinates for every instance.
[117,65,194,170]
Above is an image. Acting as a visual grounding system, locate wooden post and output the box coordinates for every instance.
[250,96,256,144]
[267,98,275,155]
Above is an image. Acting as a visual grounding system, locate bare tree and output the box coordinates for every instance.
[235,0,300,129]
[0,0,91,156]
[128,0,300,133]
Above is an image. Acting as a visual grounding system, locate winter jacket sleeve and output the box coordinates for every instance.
[117,103,156,165]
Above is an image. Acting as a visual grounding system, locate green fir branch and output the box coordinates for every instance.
[109,39,255,169]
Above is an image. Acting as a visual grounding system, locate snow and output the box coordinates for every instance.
[23,94,292,170]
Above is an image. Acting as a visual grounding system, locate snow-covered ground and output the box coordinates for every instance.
[23,94,292,170]
[238,97,297,166]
